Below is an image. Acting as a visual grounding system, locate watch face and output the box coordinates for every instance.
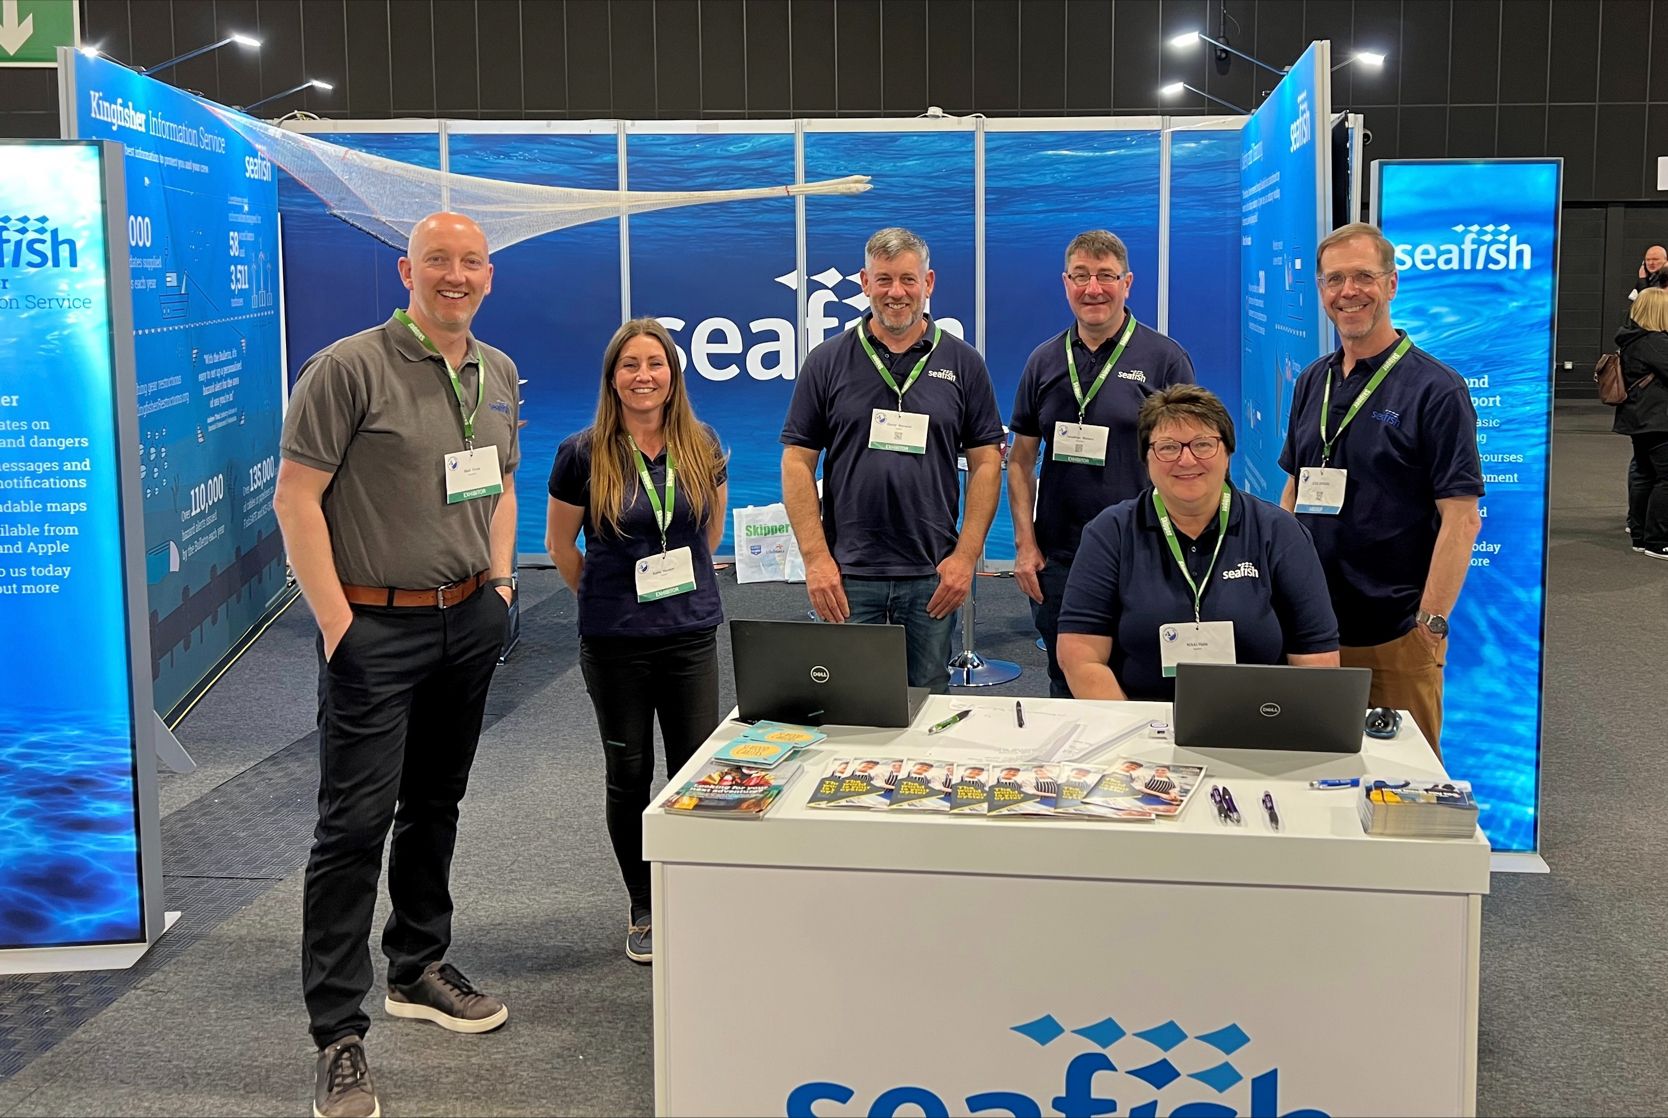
[1423,613,1449,636]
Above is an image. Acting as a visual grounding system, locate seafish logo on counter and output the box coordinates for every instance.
[1394,224,1531,273]
[785,1013,1330,1117]
[0,217,80,270]
[655,264,964,385]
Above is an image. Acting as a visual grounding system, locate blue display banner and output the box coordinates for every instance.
[627,129,798,551]
[0,142,144,948]
[1238,42,1332,501]
[1373,159,1558,853]
[68,53,290,719]
[1168,129,1243,419]
[984,127,1162,561]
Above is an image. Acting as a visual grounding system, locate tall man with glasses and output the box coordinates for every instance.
[781,226,1005,692]
[1279,222,1482,756]
[1007,230,1194,696]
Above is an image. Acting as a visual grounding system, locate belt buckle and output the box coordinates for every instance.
[436,579,457,609]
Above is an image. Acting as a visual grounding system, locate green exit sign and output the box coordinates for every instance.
[0,0,79,67]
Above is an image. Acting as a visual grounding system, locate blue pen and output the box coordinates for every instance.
[1309,777,1363,789]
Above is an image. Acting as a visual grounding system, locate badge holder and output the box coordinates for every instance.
[949,449,1022,688]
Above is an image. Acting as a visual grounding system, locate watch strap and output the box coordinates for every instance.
[485,576,516,590]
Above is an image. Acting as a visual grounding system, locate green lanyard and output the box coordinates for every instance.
[394,308,487,448]
[857,321,943,408]
[629,438,677,553]
[1152,485,1232,623]
[1064,312,1139,424]
[1318,333,1412,466]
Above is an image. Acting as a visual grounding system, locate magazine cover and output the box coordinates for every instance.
[806,756,897,809]
[736,720,828,749]
[661,761,802,819]
[987,764,1054,817]
[1081,761,1206,818]
[1052,764,1107,811]
[888,759,955,812]
[947,762,992,814]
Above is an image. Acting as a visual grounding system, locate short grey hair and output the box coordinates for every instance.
[1316,222,1395,274]
[865,226,930,272]
[1065,230,1129,272]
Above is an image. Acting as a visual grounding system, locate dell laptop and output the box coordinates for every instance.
[730,619,929,728]
[1172,663,1373,753]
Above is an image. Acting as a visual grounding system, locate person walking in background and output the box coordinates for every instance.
[546,318,729,966]
[1615,287,1668,560]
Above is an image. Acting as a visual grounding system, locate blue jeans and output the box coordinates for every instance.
[842,576,956,694]
[1030,559,1074,699]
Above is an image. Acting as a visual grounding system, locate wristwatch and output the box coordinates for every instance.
[1415,609,1449,637]
[485,576,516,591]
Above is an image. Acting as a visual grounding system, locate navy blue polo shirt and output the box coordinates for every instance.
[548,428,727,638]
[1056,484,1339,701]
[1009,317,1196,563]
[1278,331,1483,647]
[780,315,1006,578]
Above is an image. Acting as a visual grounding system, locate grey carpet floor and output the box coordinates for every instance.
[0,402,1663,1116]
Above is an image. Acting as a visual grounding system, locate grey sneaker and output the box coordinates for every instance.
[626,917,653,964]
[384,961,508,1033]
[313,1036,379,1118]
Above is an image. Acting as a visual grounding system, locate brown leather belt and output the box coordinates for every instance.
[340,570,488,609]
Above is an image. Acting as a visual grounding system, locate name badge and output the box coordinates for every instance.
[869,408,929,454]
[1294,466,1347,515]
[443,445,504,504]
[1159,620,1236,677]
[635,545,697,602]
[1052,421,1110,466]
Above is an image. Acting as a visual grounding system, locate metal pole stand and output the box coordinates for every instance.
[947,551,1021,687]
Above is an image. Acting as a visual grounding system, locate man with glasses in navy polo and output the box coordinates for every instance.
[1007,230,1195,697]
[781,227,1005,693]
[1279,222,1483,757]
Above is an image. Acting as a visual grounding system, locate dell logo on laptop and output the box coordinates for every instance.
[810,665,830,684]
[1259,702,1282,717]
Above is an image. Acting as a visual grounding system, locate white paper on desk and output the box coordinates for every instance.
[925,709,1081,762]
[1053,716,1156,765]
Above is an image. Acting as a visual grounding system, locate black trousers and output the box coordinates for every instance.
[1629,432,1668,550]
[579,628,720,916]
[303,587,507,1048]
[1030,559,1075,699]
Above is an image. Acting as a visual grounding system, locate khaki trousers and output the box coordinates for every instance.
[1340,626,1446,758]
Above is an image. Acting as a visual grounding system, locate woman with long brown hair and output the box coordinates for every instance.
[546,318,728,964]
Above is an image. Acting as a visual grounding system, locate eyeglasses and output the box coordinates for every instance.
[1316,269,1391,292]
[1065,270,1125,288]
[1150,436,1223,462]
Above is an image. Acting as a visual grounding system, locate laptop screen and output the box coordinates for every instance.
[730,619,924,727]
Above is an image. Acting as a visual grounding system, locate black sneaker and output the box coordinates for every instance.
[384,961,509,1033]
[313,1036,379,1118]
[626,916,653,964]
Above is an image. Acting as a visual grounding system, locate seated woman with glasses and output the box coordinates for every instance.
[1056,385,1340,700]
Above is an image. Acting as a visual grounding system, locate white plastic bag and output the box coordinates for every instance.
[732,503,806,584]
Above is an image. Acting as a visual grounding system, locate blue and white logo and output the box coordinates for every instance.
[1394,224,1532,273]
[787,1014,1330,1117]
[0,216,80,270]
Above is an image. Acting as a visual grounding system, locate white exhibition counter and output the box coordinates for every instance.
[644,696,1491,1118]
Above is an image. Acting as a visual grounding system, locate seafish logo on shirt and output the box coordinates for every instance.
[1371,408,1401,427]
[1221,561,1260,580]
[1394,224,1531,272]
[786,1013,1330,1117]
[927,368,957,383]
[489,399,511,416]
[1117,369,1147,382]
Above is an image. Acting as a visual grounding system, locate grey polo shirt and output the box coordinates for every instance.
[281,315,521,589]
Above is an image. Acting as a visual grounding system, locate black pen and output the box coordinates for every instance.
[1015,700,1025,728]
